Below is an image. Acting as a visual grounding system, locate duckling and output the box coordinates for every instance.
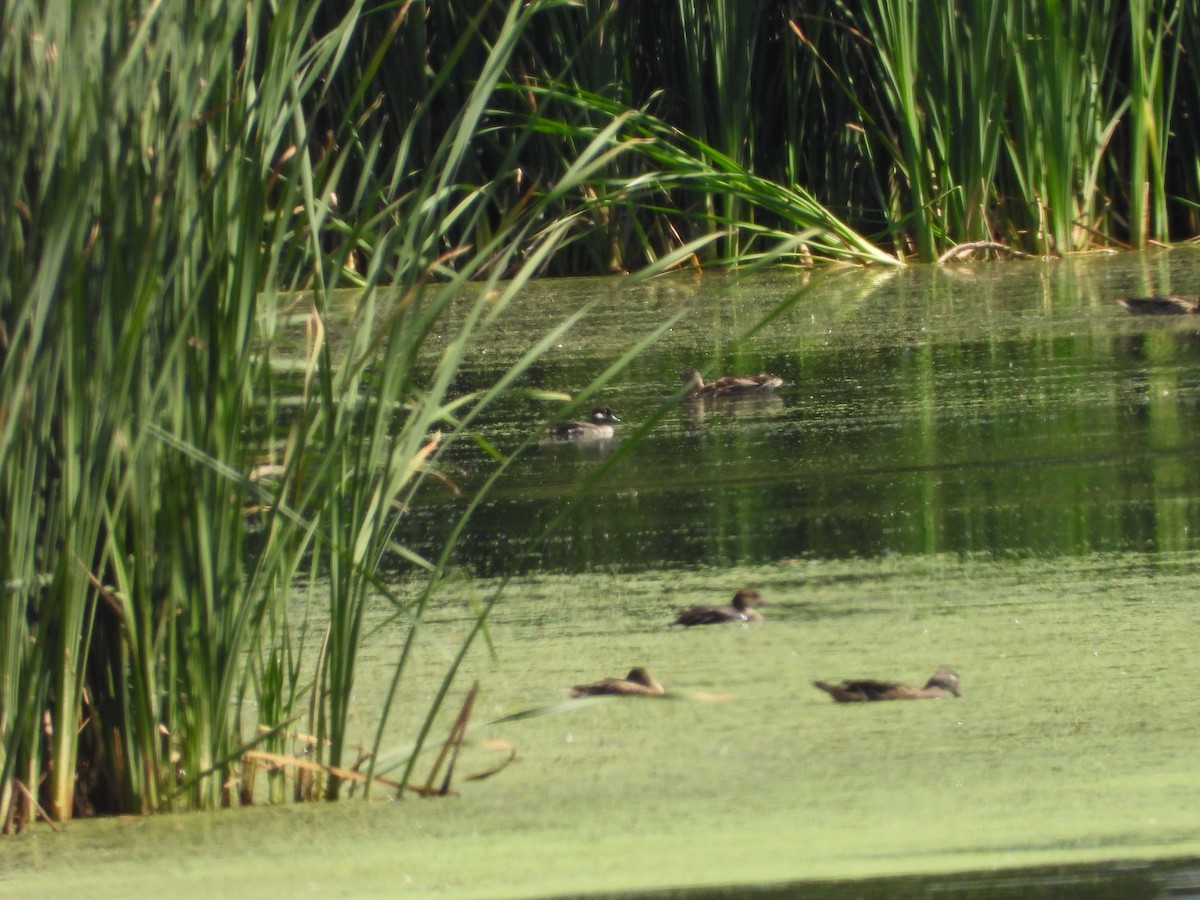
[1118,295,1200,315]
[545,406,620,442]
[813,666,961,702]
[681,369,783,399]
[569,667,666,697]
[670,588,766,627]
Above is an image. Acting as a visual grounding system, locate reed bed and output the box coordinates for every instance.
[514,0,1196,262]
[0,0,714,828]
[1,0,1196,830]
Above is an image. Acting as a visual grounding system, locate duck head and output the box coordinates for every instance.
[624,667,657,687]
[730,588,765,610]
[925,666,961,696]
[588,406,620,424]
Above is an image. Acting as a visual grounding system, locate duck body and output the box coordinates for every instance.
[813,666,961,702]
[670,588,765,627]
[569,667,666,697]
[681,369,783,399]
[545,406,620,441]
[1118,295,1200,315]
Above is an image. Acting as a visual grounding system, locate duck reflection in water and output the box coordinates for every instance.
[569,667,666,697]
[670,588,766,627]
[681,369,783,399]
[544,406,620,443]
[683,391,783,425]
[813,666,961,702]
[1118,295,1200,315]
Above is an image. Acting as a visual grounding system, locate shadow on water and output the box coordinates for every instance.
[577,859,1200,899]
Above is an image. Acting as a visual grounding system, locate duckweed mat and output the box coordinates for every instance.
[8,553,1200,898]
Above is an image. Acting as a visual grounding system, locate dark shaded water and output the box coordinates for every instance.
[405,249,1200,576]
[614,864,1200,897]
[598,858,1200,899]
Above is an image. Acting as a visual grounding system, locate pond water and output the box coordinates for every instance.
[410,248,1200,574]
[9,249,1200,898]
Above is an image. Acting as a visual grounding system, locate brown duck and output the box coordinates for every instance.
[1118,295,1200,315]
[545,406,620,441]
[670,588,766,627]
[681,369,783,399]
[569,667,666,697]
[813,666,961,702]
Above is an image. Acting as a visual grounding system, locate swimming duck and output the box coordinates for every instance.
[569,667,666,697]
[681,369,783,399]
[1118,295,1200,315]
[670,588,766,627]
[813,666,961,702]
[545,406,620,441]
